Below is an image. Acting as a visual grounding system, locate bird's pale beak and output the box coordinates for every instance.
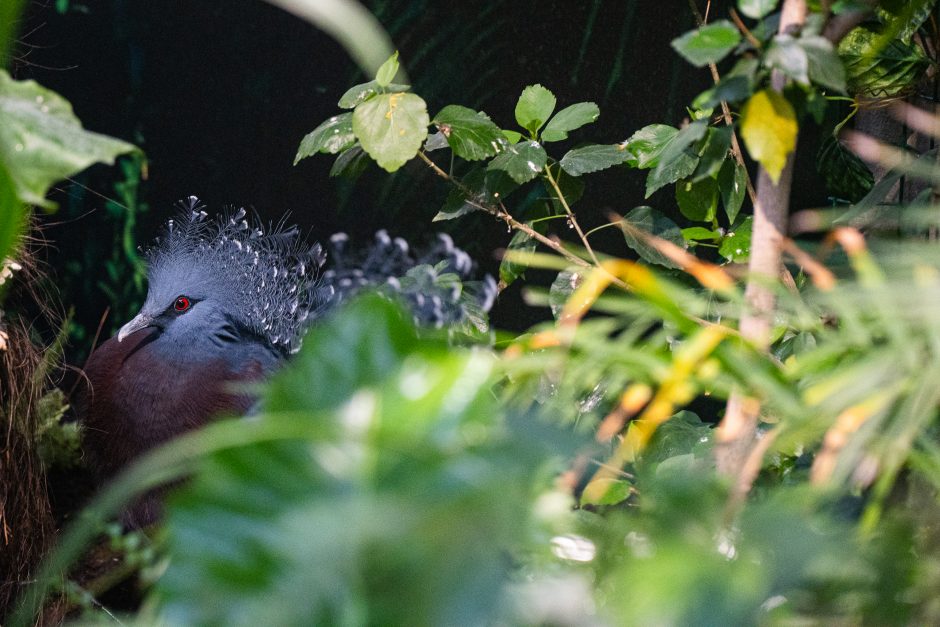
[117,313,155,342]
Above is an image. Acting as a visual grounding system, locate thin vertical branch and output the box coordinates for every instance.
[715,0,807,478]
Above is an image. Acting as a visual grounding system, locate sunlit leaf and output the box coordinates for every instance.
[0,70,137,209]
[514,84,556,136]
[432,105,505,161]
[352,91,429,172]
[337,80,410,109]
[487,140,547,183]
[374,50,399,87]
[542,102,600,142]
[294,113,355,164]
[719,216,753,262]
[738,0,778,19]
[740,89,797,184]
[671,21,741,67]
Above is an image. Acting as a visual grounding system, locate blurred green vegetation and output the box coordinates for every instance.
[8,1,940,626]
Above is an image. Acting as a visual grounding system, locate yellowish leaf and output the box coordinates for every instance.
[741,89,798,184]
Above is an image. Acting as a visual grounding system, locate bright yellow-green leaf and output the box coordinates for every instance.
[740,89,798,184]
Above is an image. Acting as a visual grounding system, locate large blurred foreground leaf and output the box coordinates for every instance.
[0,69,136,261]
[153,296,561,626]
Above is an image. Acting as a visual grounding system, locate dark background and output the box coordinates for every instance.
[12,0,828,357]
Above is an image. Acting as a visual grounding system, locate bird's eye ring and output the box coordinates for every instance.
[174,296,191,312]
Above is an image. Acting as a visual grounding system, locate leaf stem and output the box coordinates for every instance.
[416,151,590,269]
[542,164,601,266]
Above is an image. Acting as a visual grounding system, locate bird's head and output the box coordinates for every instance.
[117,197,327,354]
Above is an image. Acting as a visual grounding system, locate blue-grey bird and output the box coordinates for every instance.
[79,197,495,525]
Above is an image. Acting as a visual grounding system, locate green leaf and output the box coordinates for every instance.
[738,0,778,19]
[337,80,410,109]
[0,0,25,69]
[765,34,809,84]
[800,36,847,92]
[154,296,546,627]
[559,144,628,176]
[499,229,538,287]
[652,120,708,181]
[433,168,516,222]
[294,113,355,164]
[375,51,399,87]
[838,25,929,98]
[625,124,678,169]
[682,226,721,241]
[580,477,632,506]
[352,92,429,172]
[676,177,719,223]
[692,75,753,110]
[645,121,707,197]
[645,153,699,198]
[692,127,732,181]
[329,144,370,180]
[621,206,685,269]
[514,84,556,136]
[670,20,741,67]
[740,89,797,184]
[431,105,505,161]
[718,159,748,224]
[502,129,522,144]
[0,70,137,210]
[487,140,547,184]
[541,102,600,142]
[549,267,585,319]
[816,135,874,203]
[719,216,753,262]
[0,161,26,261]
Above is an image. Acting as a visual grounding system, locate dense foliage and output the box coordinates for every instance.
[6,0,940,625]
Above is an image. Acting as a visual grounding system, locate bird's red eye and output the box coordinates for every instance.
[174,296,191,312]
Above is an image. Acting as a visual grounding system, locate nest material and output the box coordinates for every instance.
[0,243,67,625]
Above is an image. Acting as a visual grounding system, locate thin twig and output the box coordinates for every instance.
[416,151,590,269]
[728,8,763,49]
[543,165,601,265]
[687,0,759,207]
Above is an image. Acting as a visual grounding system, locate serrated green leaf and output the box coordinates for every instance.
[329,144,370,180]
[719,216,753,261]
[738,0,778,19]
[338,80,410,109]
[816,135,874,202]
[671,20,741,67]
[740,89,797,184]
[514,84,556,136]
[541,102,600,142]
[487,140,547,183]
[692,127,732,181]
[765,34,809,84]
[621,206,685,269]
[676,177,719,222]
[432,105,505,161]
[645,152,699,198]
[294,113,355,164]
[838,25,929,98]
[652,120,708,180]
[559,144,628,176]
[352,92,429,172]
[801,36,847,92]
[375,51,399,87]
[433,168,516,222]
[718,159,748,224]
[500,229,538,287]
[693,75,753,110]
[0,70,137,210]
[625,124,678,169]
